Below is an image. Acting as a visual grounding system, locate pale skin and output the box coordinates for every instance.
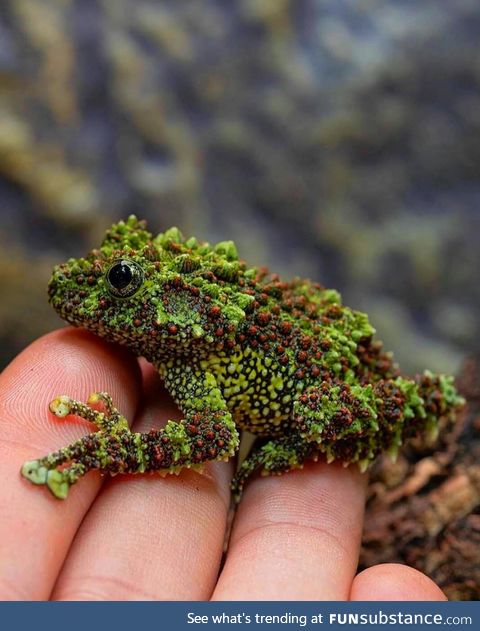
[0,328,446,601]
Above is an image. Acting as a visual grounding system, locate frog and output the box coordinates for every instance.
[21,216,465,501]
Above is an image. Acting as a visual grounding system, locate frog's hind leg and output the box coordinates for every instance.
[232,378,382,502]
[231,435,313,503]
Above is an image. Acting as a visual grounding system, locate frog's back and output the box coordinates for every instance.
[206,272,397,437]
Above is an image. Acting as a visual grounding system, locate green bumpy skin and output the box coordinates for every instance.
[21,216,465,500]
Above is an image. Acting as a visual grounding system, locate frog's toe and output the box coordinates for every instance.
[49,395,74,418]
[46,470,70,499]
[21,460,49,485]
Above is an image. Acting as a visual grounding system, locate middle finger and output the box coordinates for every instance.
[213,461,367,600]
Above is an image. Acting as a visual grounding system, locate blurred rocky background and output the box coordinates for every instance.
[0,0,479,373]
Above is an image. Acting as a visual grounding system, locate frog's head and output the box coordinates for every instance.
[48,216,258,360]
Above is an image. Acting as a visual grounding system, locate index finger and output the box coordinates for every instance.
[0,328,141,600]
[52,365,234,601]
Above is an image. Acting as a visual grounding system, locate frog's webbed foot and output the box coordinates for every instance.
[21,392,130,499]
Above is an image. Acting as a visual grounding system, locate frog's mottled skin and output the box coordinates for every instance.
[21,216,464,500]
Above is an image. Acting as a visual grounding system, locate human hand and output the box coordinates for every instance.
[0,329,447,600]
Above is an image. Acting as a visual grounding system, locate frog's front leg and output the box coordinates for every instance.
[21,371,239,499]
[231,435,314,503]
[21,392,132,498]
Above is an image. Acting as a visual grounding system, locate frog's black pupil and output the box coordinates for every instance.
[108,262,133,289]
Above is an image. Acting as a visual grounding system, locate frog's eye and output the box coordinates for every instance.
[106,260,144,298]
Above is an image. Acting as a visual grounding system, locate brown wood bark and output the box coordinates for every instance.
[361,356,480,600]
